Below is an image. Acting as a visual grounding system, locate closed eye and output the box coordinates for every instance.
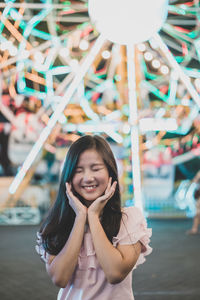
[75,168,82,173]
[92,168,103,172]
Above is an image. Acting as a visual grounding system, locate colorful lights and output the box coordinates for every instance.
[139,118,178,133]
[9,34,106,194]
[0,0,199,214]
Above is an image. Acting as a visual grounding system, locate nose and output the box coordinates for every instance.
[83,170,94,182]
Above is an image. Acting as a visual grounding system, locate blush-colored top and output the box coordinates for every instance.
[36,206,152,300]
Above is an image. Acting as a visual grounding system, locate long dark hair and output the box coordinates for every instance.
[39,135,122,255]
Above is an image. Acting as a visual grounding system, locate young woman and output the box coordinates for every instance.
[36,135,152,300]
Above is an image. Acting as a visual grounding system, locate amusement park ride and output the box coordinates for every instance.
[0,0,200,224]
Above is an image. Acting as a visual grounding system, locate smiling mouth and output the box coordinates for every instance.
[82,185,97,191]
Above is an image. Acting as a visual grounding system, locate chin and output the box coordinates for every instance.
[81,191,100,200]
[83,196,97,202]
[82,193,102,204]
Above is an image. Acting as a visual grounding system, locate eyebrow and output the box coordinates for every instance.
[76,163,104,168]
[91,163,104,167]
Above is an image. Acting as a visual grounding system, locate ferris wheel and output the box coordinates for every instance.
[0,0,200,210]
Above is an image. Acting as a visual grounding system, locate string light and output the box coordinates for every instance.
[79,39,89,51]
[152,59,161,69]
[160,65,169,75]
[144,51,153,61]
[137,43,146,52]
[18,49,30,59]
[8,45,18,56]
[122,123,131,134]
[101,50,111,59]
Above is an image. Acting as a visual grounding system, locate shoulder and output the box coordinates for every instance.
[122,206,143,217]
[121,206,145,226]
[113,206,152,260]
[114,206,147,242]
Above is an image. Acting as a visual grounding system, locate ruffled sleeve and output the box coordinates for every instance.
[35,232,51,264]
[112,206,152,268]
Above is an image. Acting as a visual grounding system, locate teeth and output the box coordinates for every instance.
[83,186,96,190]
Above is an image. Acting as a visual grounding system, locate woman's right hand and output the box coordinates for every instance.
[66,182,87,218]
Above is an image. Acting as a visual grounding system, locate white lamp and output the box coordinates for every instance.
[88,0,169,45]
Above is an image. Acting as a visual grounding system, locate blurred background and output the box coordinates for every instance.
[0,0,200,299]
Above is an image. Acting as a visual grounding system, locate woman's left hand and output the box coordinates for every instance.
[88,177,117,217]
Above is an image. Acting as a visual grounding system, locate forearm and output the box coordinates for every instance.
[47,214,86,287]
[88,213,139,284]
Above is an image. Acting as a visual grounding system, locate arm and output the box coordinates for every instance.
[88,213,141,284]
[45,183,87,288]
[88,178,141,284]
[46,214,86,288]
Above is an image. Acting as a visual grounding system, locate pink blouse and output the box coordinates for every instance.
[36,206,152,300]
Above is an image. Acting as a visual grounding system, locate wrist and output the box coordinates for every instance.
[75,212,87,223]
[88,211,100,222]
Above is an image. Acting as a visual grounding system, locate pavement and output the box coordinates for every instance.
[0,218,200,300]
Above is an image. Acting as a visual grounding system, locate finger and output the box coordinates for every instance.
[66,183,74,199]
[98,185,115,203]
[111,181,117,192]
[66,184,74,203]
[105,177,112,194]
[66,182,69,193]
[66,188,73,199]
[105,180,117,197]
[108,187,115,198]
[66,182,71,192]
[105,181,117,200]
[66,183,81,204]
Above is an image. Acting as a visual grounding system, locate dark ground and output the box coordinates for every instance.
[0,218,200,300]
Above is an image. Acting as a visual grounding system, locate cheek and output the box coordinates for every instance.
[72,176,80,189]
[101,173,110,186]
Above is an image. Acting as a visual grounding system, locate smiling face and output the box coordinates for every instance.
[72,149,110,206]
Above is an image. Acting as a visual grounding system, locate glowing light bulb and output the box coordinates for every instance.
[19,50,30,59]
[137,43,146,52]
[88,0,169,45]
[122,123,131,134]
[160,65,169,75]
[152,59,161,69]
[144,51,153,61]
[9,46,18,56]
[79,40,89,51]
[149,38,159,49]
[101,50,111,59]
[0,40,12,51]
